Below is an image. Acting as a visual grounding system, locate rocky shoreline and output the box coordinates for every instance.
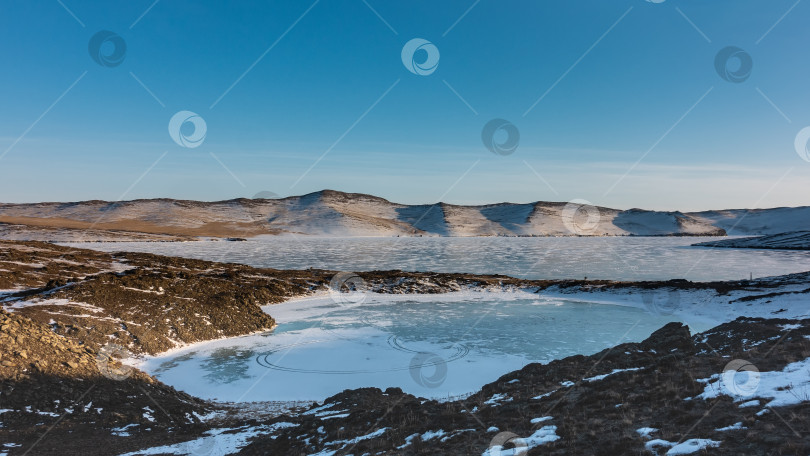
[694,231,810,251]
[0,241,808,455]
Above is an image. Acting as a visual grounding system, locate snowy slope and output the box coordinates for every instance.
[687,207,810,235]
[0,190,807,238]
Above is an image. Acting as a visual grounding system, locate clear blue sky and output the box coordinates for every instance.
[0,0,808,211]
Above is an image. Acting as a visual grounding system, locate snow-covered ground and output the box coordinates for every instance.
[698,357,810,410]
[117,422,298,456]
[690,206,810,236]
[542,274,810,325]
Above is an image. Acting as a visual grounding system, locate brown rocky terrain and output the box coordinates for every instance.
[0,221,196,243]
[0,240,808,455]
[0,306,216,455]
[240,318,810,455]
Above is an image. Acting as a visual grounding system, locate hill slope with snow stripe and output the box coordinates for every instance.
[0,190,806,238]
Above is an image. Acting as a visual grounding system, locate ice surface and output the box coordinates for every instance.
[136,293,708,402]
[82,236,810,282]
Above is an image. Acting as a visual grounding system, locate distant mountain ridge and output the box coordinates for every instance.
[0,189,807,238]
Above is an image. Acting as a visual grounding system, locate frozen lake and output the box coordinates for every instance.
[138,292,715,402]
[97,237,807,402]
[83,236,810,281]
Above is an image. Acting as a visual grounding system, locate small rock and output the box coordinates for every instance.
[66,361,79,369]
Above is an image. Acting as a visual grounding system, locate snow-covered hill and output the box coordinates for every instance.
[689,207,810,235]
[0,190,806,237]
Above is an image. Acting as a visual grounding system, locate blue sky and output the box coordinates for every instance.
[0,0,808,211]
